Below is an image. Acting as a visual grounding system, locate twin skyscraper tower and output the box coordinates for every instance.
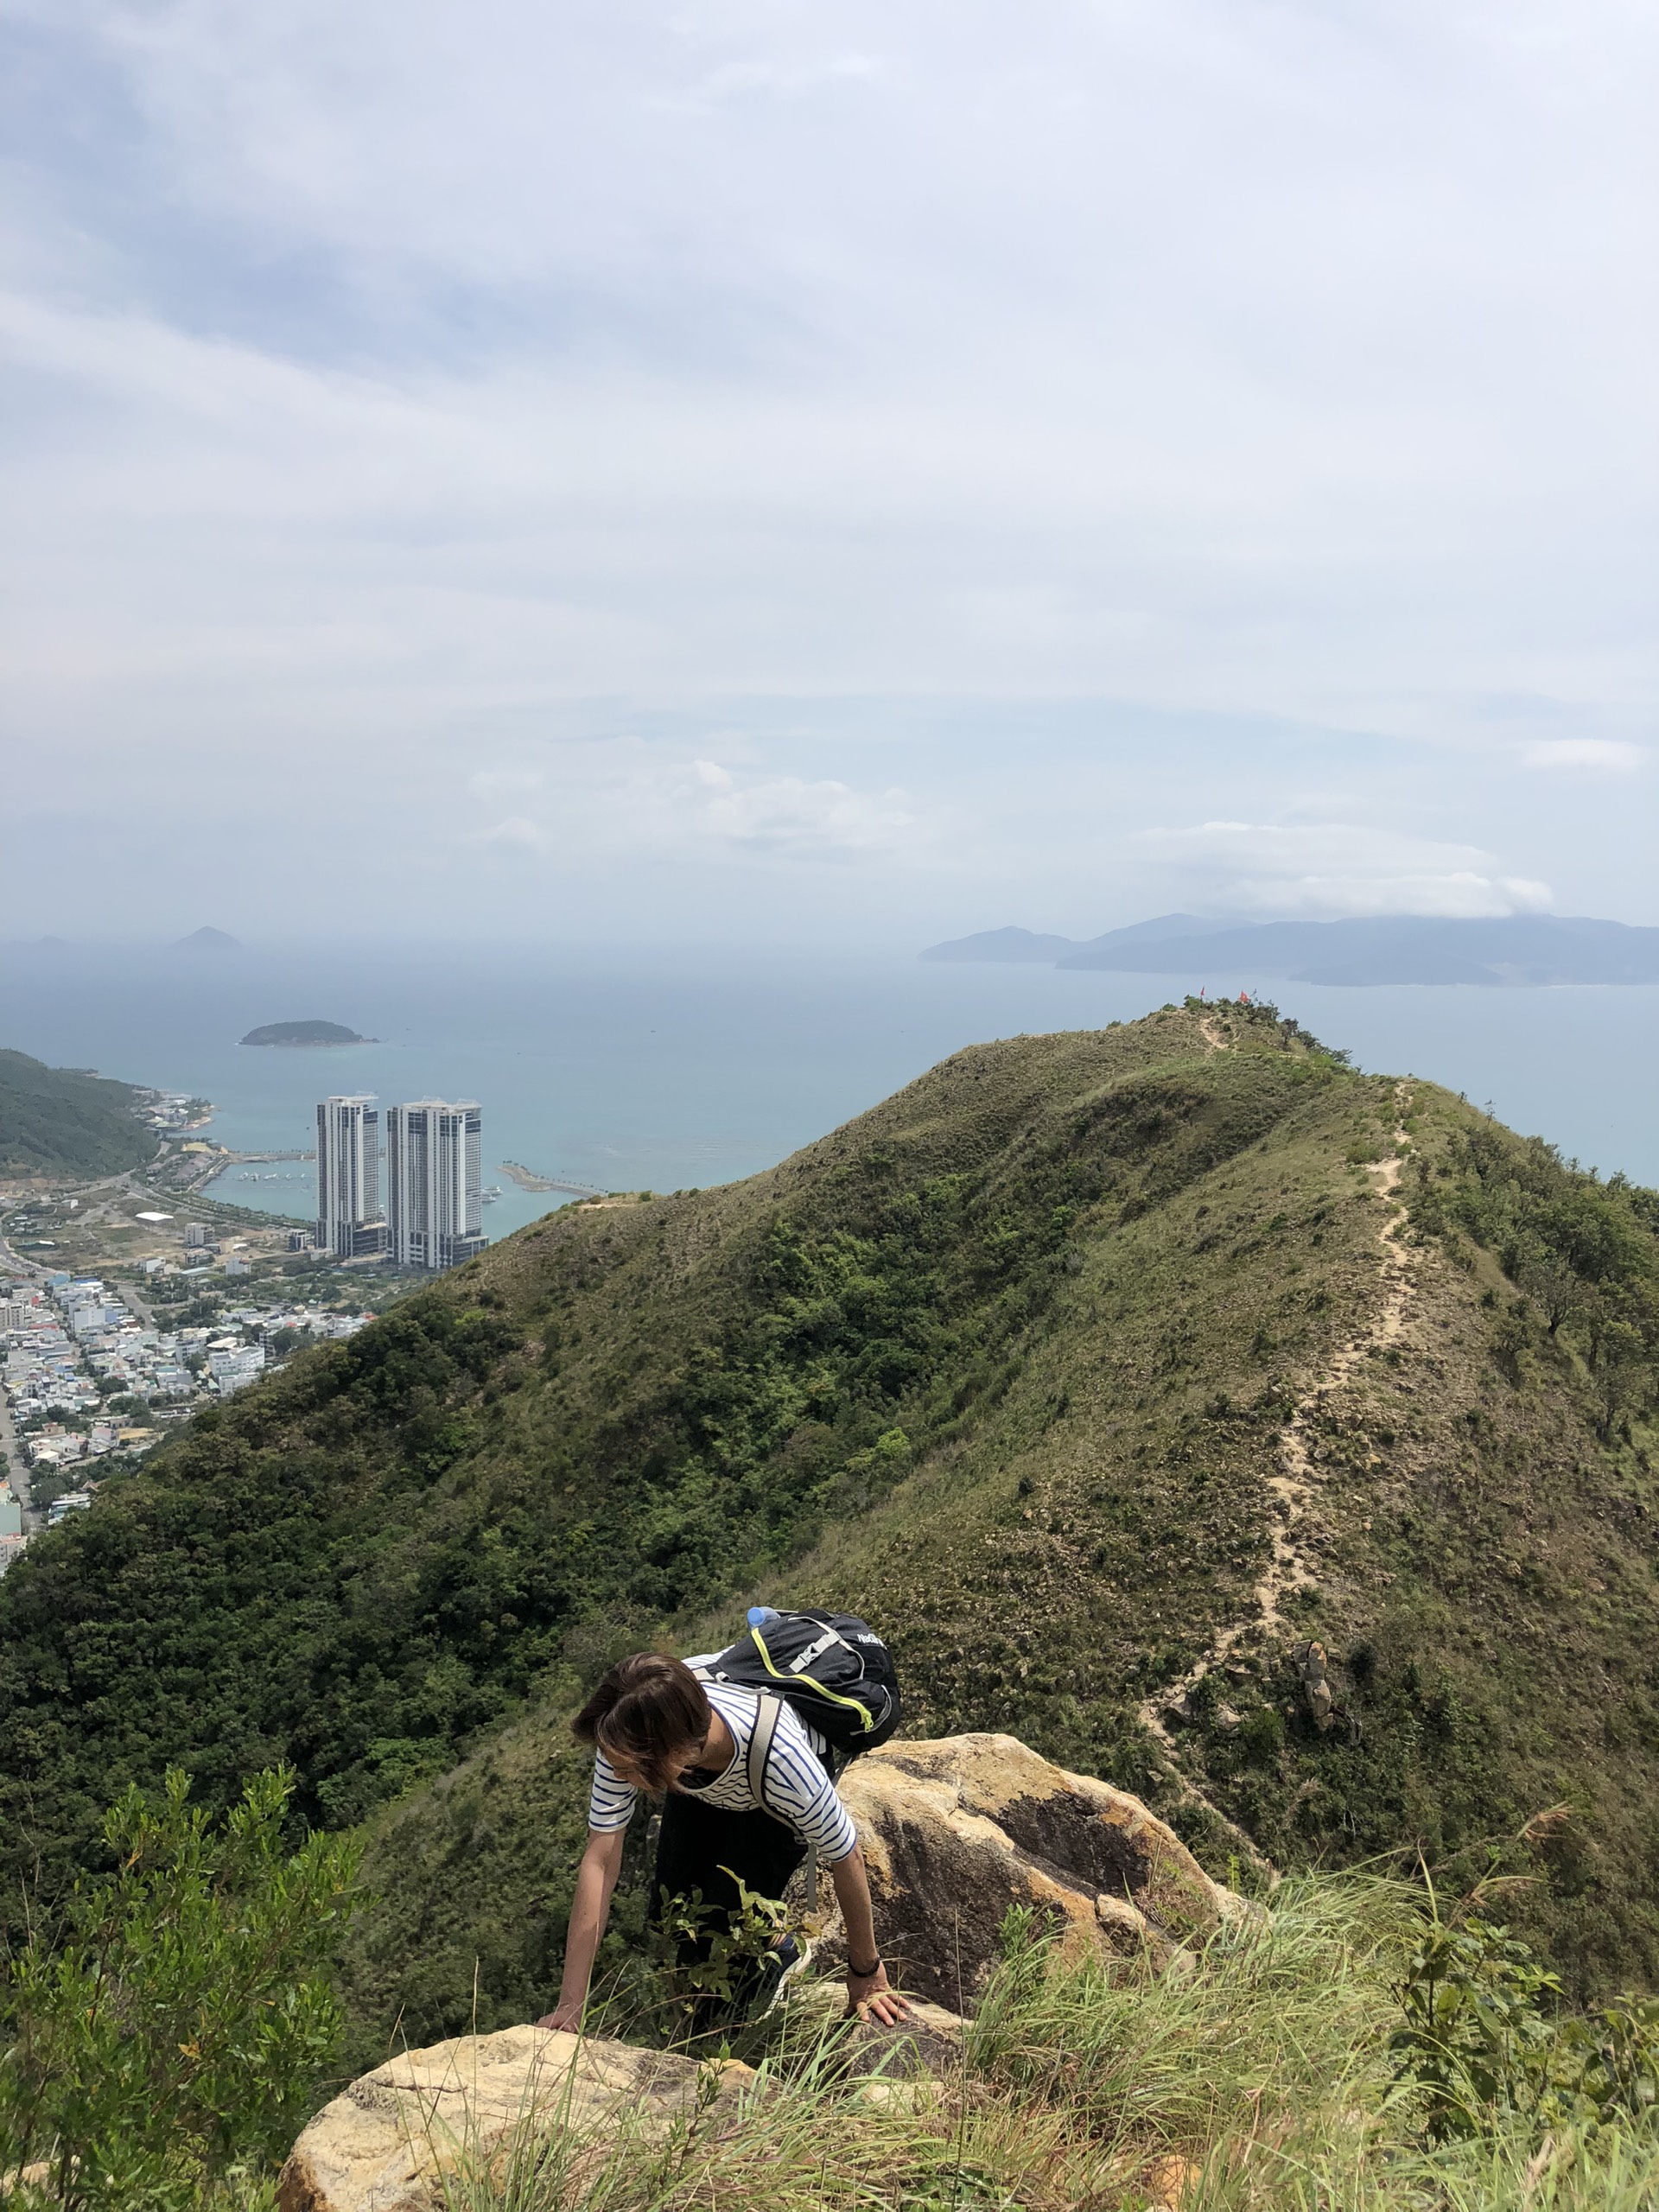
[315,1095,487,1270]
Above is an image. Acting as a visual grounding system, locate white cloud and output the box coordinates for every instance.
[445,748,918,883]
[2,0,1656,737]
[663,48,887,112]
[1139,821,1555,918]
[665,760,915,859]
[467,768,545,798]
[1522,739,1647,772]
[468,815,550,853]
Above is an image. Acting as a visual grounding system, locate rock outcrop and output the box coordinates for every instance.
[282,1738,1245,2208]
[278,2026,752,2212]
[810,1732,1244,2008]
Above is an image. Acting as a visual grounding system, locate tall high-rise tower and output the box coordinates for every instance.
[385,1100,487,1271]
[315,1096,387,1259]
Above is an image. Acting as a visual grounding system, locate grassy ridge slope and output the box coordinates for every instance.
[0,1048,156,1179]
[2,1004,1656,2063]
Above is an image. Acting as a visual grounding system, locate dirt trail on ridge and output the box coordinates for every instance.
[1135,1077,1419,1868]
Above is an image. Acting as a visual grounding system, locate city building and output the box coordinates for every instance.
[385,1099,488,1271]
[207,1343,266,1396]
[315,1095,388,1260]
[184,1222,211,1249]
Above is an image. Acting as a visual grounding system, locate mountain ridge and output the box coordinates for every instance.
[0,1048,158,1179]
[1,1002,1656,2063]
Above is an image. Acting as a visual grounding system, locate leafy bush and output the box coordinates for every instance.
[1392,1897,1659,2144]
[613,1876,794,2050]
[0,1767,359,2210]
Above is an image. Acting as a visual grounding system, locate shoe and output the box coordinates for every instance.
[752,1932,813,2018]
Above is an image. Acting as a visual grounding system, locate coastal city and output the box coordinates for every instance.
[0,1087,505,1571]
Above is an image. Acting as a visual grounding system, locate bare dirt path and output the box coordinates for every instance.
[1135,1084,1418,1869]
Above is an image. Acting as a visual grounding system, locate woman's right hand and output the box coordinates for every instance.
[536,1997,585,2033]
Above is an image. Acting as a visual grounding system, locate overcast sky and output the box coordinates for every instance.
[3,0,1655,944]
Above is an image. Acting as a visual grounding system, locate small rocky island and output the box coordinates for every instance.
[238,1020,370,1048]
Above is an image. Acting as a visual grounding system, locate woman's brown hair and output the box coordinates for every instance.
[573,1654,711,1794]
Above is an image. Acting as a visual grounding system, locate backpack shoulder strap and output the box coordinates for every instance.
[746,1693,781,1808]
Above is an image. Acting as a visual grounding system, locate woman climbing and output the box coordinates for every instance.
[539,1648,910,2031]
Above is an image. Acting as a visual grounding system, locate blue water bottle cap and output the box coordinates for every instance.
[747,1605,780,1627]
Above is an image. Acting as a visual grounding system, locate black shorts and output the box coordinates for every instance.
[652,1791,806,1963]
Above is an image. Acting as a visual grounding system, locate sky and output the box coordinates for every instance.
[2,0,1656,946]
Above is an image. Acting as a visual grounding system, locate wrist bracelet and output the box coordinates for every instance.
[848,1955,881,1979]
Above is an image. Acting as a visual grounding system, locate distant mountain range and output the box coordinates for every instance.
[922,912,1659,987]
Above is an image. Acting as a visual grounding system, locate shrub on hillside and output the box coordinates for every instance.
[1392,1900,1659,2144]
[0,1767,359,2211]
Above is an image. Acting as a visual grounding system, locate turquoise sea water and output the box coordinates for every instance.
[3,944,1656,1243]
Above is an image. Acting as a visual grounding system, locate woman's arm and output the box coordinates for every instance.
[829,1844,910,2024]
[537,1827,628,2031]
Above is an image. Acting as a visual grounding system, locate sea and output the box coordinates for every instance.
[3,943,1656,1236]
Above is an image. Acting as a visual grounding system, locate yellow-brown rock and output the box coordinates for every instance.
[816,1732,1243,2008]
[280,1735,1245,2202]
[277,2025,752,2212]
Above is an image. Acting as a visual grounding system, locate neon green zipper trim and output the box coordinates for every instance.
[750,1626,874,1732]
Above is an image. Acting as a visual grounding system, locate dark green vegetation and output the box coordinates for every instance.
[0,1767,356,2211]
[238,1020,365,1046]
[0,1048,156,1179]
[1,1004,1656,2069]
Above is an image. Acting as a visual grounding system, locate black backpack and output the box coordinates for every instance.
[694,1607,901,1785]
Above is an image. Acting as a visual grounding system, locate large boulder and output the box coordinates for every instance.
[810,1732,1245,2009]
[281,1737,1244,2203]
[277,2025,753,2212]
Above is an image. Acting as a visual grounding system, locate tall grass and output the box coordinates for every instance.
[430,1878,1659,2212]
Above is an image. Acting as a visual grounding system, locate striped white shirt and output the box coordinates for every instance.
[586,1664,859,1863]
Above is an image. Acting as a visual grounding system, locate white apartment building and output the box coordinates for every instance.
[315,1095,388,1260]
[385,1100,488,1271]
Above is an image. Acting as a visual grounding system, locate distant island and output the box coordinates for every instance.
[922,912,1659,987]
[171,926,242,953]
[239,1020,372,1048]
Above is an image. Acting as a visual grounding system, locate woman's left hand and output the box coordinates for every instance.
[847,1962,910,2024]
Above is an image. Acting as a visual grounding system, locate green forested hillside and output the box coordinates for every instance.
[2,1002,1656,2066]
[0,1047,156,1178]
